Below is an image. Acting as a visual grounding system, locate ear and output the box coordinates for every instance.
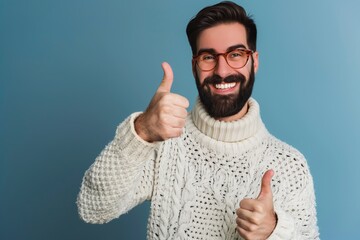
[252,51,259,73]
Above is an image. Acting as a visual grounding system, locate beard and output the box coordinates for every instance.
[195,63,255,119]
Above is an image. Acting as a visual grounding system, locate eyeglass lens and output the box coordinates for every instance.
[196,49,250,71]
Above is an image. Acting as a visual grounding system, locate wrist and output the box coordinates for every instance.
[134,114,152,142]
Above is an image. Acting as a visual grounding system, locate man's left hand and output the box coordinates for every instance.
[236,169,277,240]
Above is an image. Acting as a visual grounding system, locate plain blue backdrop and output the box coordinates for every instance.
[1,0,359,239]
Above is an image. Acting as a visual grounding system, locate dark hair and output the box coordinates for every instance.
[186,1,257,55]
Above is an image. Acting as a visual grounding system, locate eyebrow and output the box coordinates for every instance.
[196,44,248,55]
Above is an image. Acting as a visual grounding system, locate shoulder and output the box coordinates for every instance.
[262,135,316,197]
[263,134,312,180]
[264,134,307,163]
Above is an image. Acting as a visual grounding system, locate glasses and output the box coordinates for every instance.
[193,48,254,71]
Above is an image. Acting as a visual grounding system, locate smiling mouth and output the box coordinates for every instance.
[214,82,237,89]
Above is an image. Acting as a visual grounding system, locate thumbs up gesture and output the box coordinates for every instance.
[135,62,189,142]
[236,170,277,240]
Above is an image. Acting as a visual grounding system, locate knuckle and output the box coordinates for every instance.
[178,119,186,128]
[235,217,241,226]
[235,208,241,217]
[185,99,190,107]
[239,199,249,208]
[157,102,168,112]
[158,112,169,123]
[156,98,168,110]
[248,215,257,224]
[236,226,245,234]
[158,121,170,132]
[239,229,251,239]
[174,128,183,137]
[162,127,172,137]
[161,93,172,102]
[248,224,257,232]
[182,97,190,108]
[182,109,189,117]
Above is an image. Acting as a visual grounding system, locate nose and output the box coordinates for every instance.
[213,55,234,77]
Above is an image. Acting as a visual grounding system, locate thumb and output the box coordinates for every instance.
[157,62,174,93]
[257,169,274,201]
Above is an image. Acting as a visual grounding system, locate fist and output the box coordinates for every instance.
[236,170,277,240]
[135,62,189,142]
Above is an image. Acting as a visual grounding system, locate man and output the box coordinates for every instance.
[77,1,319,239]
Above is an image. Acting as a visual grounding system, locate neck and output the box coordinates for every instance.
[190,97,264,143]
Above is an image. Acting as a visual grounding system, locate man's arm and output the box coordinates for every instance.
[236,151,319,240]
[269,165,319,240]
[77,62,189,223]
[236,170,277,240]
[76,113,159,223]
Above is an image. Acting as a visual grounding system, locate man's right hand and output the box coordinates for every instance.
[135,62,189,142]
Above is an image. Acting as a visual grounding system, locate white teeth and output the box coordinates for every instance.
[214,82,236,89]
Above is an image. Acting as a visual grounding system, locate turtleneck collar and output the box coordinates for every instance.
[190,97,264,143]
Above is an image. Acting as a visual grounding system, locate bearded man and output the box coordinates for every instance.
[77,1,319,239]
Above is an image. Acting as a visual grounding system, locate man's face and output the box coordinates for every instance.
[193,23,259,120]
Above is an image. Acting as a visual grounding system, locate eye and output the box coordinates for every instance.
[228,50,245,59]
[200,53,216,62]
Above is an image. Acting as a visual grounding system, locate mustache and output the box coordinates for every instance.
[201,73,246,88]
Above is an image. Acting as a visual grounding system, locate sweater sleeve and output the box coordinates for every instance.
[267,152,319,240]
[77,112,160,224]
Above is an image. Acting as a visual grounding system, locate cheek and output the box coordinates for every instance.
[197,70,211,85]
[240,64,252,80]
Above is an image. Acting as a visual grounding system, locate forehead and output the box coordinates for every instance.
[196,23,248,53]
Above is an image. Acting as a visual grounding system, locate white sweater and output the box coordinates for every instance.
[77,98,319,239]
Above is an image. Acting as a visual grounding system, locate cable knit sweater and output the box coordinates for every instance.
[77,98,319,239]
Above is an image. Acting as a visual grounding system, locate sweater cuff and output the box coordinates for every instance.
[267,208,295,240]
[114,112,160,167]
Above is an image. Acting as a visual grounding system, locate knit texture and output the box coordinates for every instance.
[77,98,319,239]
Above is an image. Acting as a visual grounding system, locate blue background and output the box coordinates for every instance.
[1,0,359,239]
